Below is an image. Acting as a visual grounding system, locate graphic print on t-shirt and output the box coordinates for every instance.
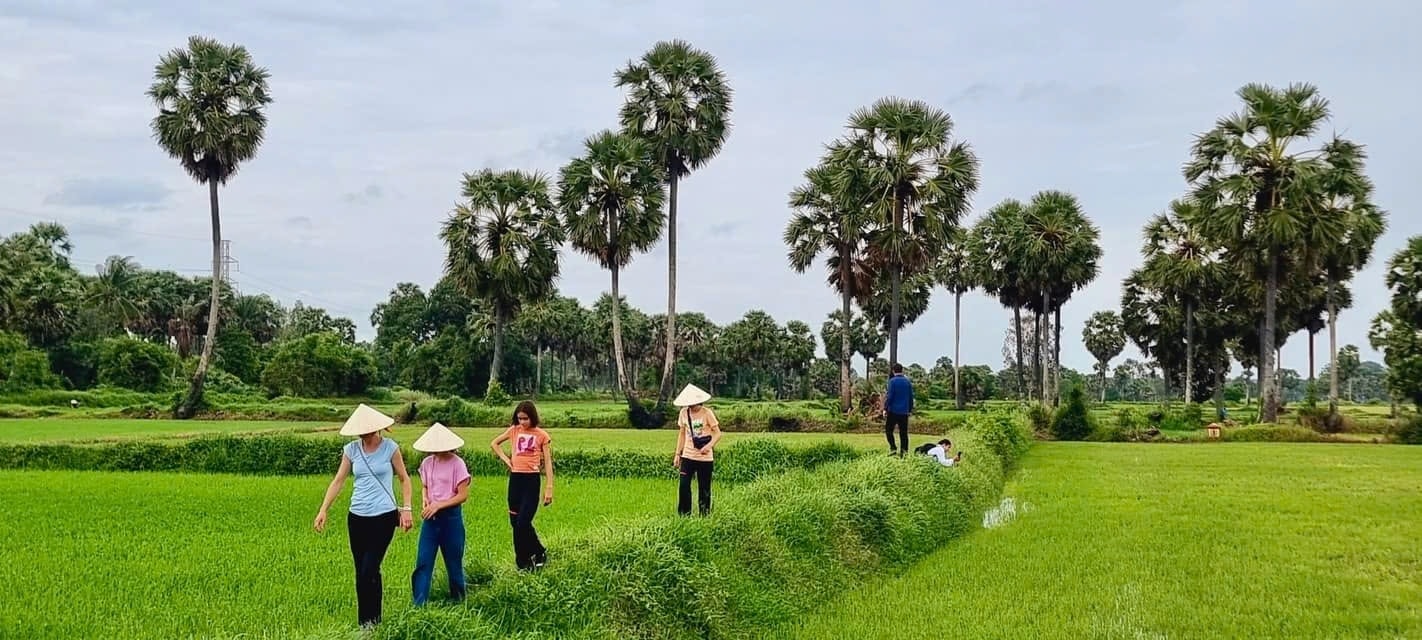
[515,433,538,455]
[689,419,704,437]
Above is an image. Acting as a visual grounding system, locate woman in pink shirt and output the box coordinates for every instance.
[410,423,470,605]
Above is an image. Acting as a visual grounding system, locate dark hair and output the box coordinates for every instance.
[891,363,904,373]
[513,401,540,427]
[938,438,951,446]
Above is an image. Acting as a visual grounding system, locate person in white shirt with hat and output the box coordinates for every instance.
[673,384,721,516]
[313,404,414,628]
[410,422,470,606]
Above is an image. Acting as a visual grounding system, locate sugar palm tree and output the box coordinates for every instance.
[441,169,564,390]
[1020,190,1100,404]
[845,98,979,365]
[616,39,732,411]
[1183,82,1362,423]
[969,199,1031,398]
[786,144,873,413]
[1141,199,1222,405]
[558,131,665,423]
[932,227,974,409]
[1082,311,1126,402]
[149,35,271,418]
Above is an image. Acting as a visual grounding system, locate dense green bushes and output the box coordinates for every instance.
[1220,425,1331,443]
[0,331,62,392]
[0,435,864,481]
[260,332,377,397]
[97,337,180,392]
[346,410,1032,640]
[1051,387,1093,440]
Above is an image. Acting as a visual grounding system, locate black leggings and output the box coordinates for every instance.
[678,458,713,515]
[347,510,397,626]
[885,412,909,452]
[507,472,546,569]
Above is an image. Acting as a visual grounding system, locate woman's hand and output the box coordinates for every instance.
[543,490,554,506]
[696,447,710,456]
[672,455,681,469]
[399,510,414,532]
[421,503,440,520]
[313,511,327,533]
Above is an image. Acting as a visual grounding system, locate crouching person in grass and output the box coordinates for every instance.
[492,400,554,571]
[673,384,721,516]
[313,404,414,628]
[914,438,962,467]
[411,423,470,605]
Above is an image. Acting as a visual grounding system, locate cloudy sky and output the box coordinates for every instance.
[1,0,1417,374]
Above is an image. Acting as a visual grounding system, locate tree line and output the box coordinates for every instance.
[6,35,1421,426]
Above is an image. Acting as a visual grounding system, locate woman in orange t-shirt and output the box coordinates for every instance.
[672,384,721,516]
[490,400,554,570]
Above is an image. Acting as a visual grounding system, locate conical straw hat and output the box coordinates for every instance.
[339,403,395,436]
[673,384,712,407]
[413,423,464,453]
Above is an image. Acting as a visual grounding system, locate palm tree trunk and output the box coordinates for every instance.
[490,309,506,387]
[839,262,853,414]
[610,265,635,407]
[1034,302,1045,403]
[1213,357,1225,420]
[534,344,543,400]
[953,291,963,411]
[888,197,904,366]
[1098,360,1107,403]
[1327,283,1339,415]
[1185,301,1194,405]
[1013,305,1025,399]
[1261,254,1280,422]
[656,173,679,410]
[1307,331,1316,383]
[178,179,223,419]
[1053,305,1063,406]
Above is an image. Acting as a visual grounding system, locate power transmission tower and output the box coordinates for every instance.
[220,240,239,293]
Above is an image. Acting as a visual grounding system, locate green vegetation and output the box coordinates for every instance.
[0,471,667,639]
[794,442,1422,639]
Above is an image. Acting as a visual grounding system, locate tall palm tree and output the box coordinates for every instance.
[932,227,974,409]
[1182,83,1360,423]
[969,199,1031,398]
[845,98,979,365]
[616,39,733,411]
[558,131,665,423]
[441,169,564,390]
[786,145,872,413]
[1141,199,1221,405]
[1020,190,1100,404]
[1305,140,1386,414]
[1082,311,1126,402]
[149,35,271,418]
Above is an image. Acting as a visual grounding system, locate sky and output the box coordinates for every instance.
[1,0,1418,375]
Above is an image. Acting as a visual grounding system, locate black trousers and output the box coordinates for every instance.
[347,510,398,626]
[678,458,713,516]
[507,472,546,569]
[885,412,909,453]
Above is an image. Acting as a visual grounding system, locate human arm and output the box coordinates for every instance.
[542,441,555,506]
[314,453,352,532]
[422,478,471,519]
[490,428,513,469]
[392,448,414,531]
[673,415,686,468]
[884,379,898,410]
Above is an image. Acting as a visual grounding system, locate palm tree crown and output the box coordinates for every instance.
[559,131,666,269]
[148,35,271,184]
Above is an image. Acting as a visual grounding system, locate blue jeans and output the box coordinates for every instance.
[410,505,466,605]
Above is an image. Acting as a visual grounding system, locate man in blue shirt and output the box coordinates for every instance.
[884,363,914,456]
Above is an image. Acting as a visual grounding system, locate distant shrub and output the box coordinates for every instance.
[96,337,180,392]
[0,331,62,393]
[1026,403,1052,436]
[481,379,511,407]
[1396,415,1422,445]
[1221,425,1329,443]
[425,396,505,428]
[1051,388,1093,441]
[260,332,376,397]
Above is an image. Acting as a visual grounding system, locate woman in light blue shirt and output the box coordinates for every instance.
[314,404,414,628]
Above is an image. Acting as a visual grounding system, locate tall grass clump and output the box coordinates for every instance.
[1051,387,1093,441]
[358,410,1032,639]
